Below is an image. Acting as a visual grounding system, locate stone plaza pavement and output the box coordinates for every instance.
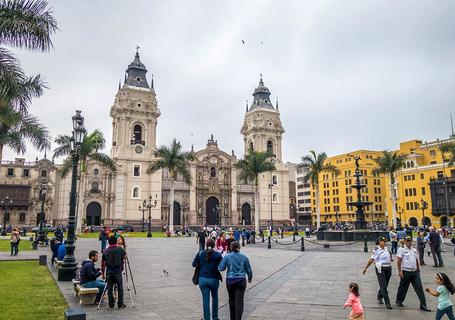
[1,237,455,319]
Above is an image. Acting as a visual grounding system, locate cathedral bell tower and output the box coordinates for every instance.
[240,76,289,227]
[109,48,162,224]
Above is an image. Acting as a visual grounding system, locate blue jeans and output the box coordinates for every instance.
[100,239,107,252]
[199,276,220,320]
[83,280,106,302]
[436,306,455,320]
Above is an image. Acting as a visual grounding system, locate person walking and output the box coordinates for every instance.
[343,283,365,320]
[395,236,431,311]
[102,236,126,309]
[10,227,20,256]
[218,241,253,320]
[428,226,444,267]
[99,226,108,253]
[226,233,234,253]
[197,227,207,252]
[216,233,227,255]
[363,236,393,309]
[192,239,222,320]
[80,250,105,305]
[416,231,426,266]
[389,228,398,254]
[425,273,455,320]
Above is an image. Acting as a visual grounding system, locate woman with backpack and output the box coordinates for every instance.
[192,238,223,320]
[10,227,20,256]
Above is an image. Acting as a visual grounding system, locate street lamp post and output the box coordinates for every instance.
[139,203,147,232]
[181,202,189,228]
[268,183,273,232]
[420,199,428,228]
[146,195,157,237]
[38,184,47,242]
[58,110,86,281]
[1,196,13,236]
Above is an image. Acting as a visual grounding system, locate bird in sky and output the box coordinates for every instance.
[241,40,245,44]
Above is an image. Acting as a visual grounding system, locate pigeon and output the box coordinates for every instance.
[241,40,245,44]
[163,269,170,276]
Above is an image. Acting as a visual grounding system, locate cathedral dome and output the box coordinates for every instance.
[124,48,150,89]
[249,75,275,111]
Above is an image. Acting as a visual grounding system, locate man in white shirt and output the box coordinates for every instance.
[396,236,431,312]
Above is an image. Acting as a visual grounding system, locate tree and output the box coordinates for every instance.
[0,0,58,161]
[235,150,276,233]
[0,102,50,160]
[53,129,116,234]
[146,139,193,233]
[373,150,406,228]
[439,142,455,166]
[299,150,339,230]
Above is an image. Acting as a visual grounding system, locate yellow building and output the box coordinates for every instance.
[311,137,455,228]
[311,150,387,225]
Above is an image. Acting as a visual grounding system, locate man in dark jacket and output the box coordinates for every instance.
[102,235,126,308]
[80,250,105,304]
[428,226,444,267]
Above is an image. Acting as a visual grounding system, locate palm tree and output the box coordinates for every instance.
[53,129,116,234]
[146,139,194,233]
[0,104,50,160]
[440,142,455,166]
[234,150,276,233]
[0,0,58,161]
[299,151,339,230]
[373,150,406,228]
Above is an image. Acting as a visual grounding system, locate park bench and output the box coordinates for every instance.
[75,284,98,305]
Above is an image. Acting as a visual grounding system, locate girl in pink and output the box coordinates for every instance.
[344,283,365,320]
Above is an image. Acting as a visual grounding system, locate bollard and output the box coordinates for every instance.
[32,240,38,250]
[268,235,271,249]
[39,255,47,266]
[252,236,255,244]
[262,233,264,243]
[64,308,86,320]
[364,235,368,253]
[301,236,305,251]
[293,233,296,242]
[242,237,245,247]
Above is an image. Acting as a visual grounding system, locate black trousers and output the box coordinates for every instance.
[107,271,124,307]
[391,241,398,254]
[417,247,425,265]
[376,266,392,305]
[227,279,247,320]
[396,270,427,308]
[431,245,444,267]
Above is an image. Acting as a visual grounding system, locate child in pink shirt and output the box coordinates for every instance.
[344,283,365,320]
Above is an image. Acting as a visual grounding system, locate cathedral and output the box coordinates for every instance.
[0,51,290,230]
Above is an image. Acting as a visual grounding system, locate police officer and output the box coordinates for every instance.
[363,236,393,309]
[395,236,431,312]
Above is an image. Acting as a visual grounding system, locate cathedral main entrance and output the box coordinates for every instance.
[86,202,101,226]
[241,203,251,225]
[206,196,220,225]
[173,201,181,226]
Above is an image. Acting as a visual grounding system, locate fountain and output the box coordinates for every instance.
[317,155,389,241]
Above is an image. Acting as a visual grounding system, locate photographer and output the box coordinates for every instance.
[102,236,126,308]
[80,250,105,304]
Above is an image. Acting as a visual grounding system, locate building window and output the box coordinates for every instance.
[41,170,47,178]
[272,193,278,202]
[249,141,253,151]
[19,212,26,223]
[133,165,141,177]
[266,140,274,154]
[23,168,29,177]
[94,168,99,176]
[7,168,14,177]
[272,175,277,185]
[132,186,140,199]
[422,187,426,196]
[91,182,99,193]
[430,149,436,157]
[210,167,216,178]
[133,124,142,144]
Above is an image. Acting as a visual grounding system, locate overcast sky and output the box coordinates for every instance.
[5,0,455,164]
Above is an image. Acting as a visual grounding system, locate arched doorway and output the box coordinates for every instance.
[173,201,181,226]
[241,203,251,225]
[408,217,418,227]
[86,202,101,226]
[206,196,219,225]
[440,216,448,227]
[298,215,306,225]
[423,216,432,227]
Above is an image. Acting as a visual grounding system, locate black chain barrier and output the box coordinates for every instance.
[271,236,302,245]
[303,238,362,247]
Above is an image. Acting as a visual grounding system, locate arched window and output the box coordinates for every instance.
[41,170,47,177]
[132,186,140,199]
[133,124,142,144]
[210,167,216,178]
[91,182,99,193]
[266,140,273,154]
[249,141,254,151]
[94,168,99,176]
[272,193,278,203]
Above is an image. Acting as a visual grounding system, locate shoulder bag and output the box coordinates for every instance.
[192,252,201,285]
